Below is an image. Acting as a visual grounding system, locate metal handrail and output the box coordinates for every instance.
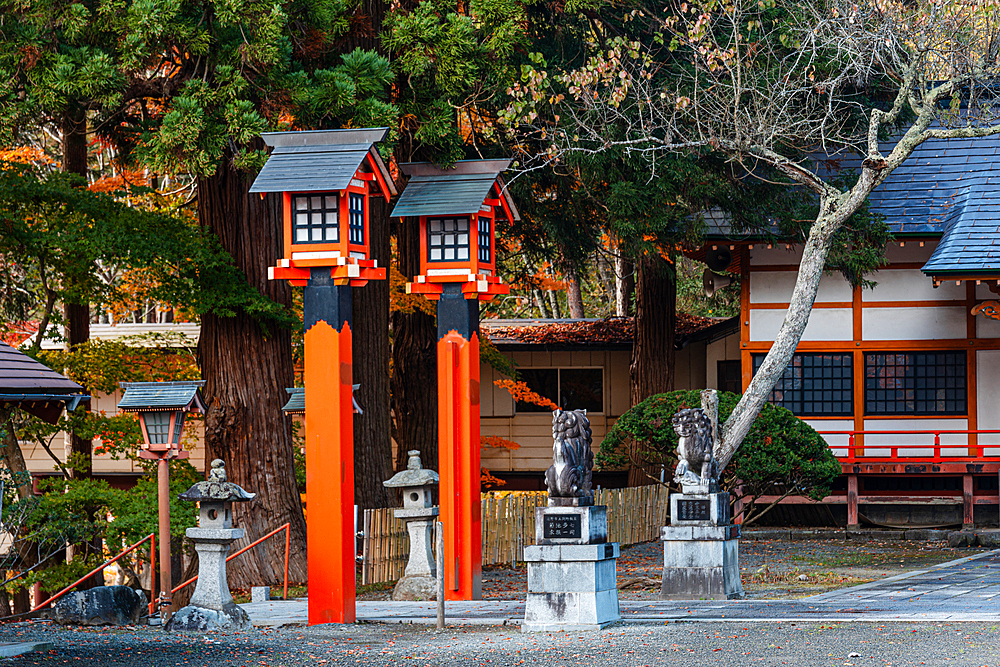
[30,533,156,615]
[817,429,1000,462]
[171,522,291,601]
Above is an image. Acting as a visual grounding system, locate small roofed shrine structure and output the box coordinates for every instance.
[0,341,88,424]
[395,159,518,301]
[250,128,396,287]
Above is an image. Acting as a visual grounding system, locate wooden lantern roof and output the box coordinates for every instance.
[117,381,206,413]
[249,128,397,201]
[0,342,89,423]
[390,159,520,220]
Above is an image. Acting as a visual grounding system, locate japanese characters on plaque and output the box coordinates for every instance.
[676,498,711,522]
[543,514,582,539]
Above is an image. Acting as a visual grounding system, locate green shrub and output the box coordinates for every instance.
[598,391,841,523]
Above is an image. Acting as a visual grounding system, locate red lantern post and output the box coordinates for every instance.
[392,160,519,600]
[250,128,395,624]
[117,381,206,621]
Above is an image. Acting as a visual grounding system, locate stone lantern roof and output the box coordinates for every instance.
[179,460,256,503]
[383,451,439,488]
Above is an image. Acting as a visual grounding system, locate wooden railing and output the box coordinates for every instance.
[817,429,1000,462]
[359,485,671,585]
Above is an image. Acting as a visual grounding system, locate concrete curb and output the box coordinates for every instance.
[0,641,53,658]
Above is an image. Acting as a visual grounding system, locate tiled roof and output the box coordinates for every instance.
[855,135,1000,234]
[0,342,88,423]
[920,181,1000,277]
[0,342,83,394]
[391,160,520,221]
[482,314,722,347]
[248,128,396,196]
[117,381,206,412]
[704,132,1000,240]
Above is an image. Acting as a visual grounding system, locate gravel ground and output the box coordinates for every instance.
[470,538,988,601]
[4,620,1000,666]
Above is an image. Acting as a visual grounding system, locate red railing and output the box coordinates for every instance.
[31,533,156,615]
[172,522,291,601]
[817,429,1000,463]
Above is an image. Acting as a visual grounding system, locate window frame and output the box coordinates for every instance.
[514,366,605,415]
[864,351,967,416]
[426,216,472,264]
[751,352,854,417]
[291,193,339,246]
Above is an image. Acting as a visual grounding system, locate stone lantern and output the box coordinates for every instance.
[166,460,256,632]
[383,451,439,600]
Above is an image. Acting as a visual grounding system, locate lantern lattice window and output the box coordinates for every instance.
[428,217,470,262]
[478,217,492,264]
[294,195,339,244]
[349,193,365,245]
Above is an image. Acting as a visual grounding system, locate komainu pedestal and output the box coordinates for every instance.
[522,409,621,632]
[660,489,743,600]
[660,401,744,600]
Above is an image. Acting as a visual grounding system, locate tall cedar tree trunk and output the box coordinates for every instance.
[196,153,308,587]
[62,108,105,590]
[391,215,439,472]
[627,254,676,486]
[615,256,634,317]
[563,264,585,318]
[353,197,394,508]
[62,109,91,481]
[342,0,394,507]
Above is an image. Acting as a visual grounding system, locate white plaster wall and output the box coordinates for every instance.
[748,245,803,266]
[860,418,968,458]
[976,283,1000,300]
[977,315,1000,339]
[881,242,936,264]
[978,350,1000,454]
[750,308,852,342]
[861,306,967,340]
[862,269,965,302]
[750,272,852,304]
[804,419,854,457]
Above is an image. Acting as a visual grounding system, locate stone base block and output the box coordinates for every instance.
[660,537,743,600]
[523,590,620,632]
[392,575,437,601]
[522,538,620,633]
[165,602,251,633]
[251,587,270,604]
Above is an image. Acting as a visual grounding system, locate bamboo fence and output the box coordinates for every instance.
[359,484,671,585]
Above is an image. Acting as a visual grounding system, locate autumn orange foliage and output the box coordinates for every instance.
[494,379,558,410]
[481,468,507,487]
[481,435,521,451]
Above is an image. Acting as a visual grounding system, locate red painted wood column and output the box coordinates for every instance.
[304,272,356,624]
[437,284,482,601]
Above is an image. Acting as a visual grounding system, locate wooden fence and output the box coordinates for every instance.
[359,485,671,585]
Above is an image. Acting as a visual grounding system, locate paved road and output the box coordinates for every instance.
[243,549,1000,626]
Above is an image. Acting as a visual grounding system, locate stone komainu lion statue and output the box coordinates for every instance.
[545,409,594,498]
[672,408,718,486]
